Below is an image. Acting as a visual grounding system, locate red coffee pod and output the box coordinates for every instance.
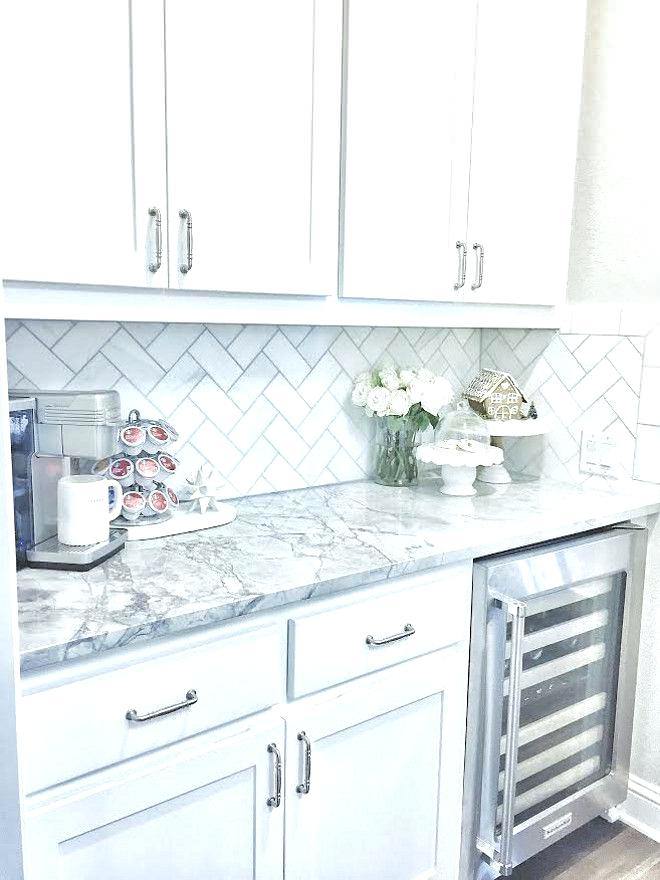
[110,458,133,479]
[121,490,146,521]
[158,453,178,473]
[136,457,159,479]
[148,424,169,444]
[120,425,146,449]
[148,489,169,514]
[166,487,179,508]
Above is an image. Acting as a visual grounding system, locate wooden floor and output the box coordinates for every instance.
[512,819,660,880]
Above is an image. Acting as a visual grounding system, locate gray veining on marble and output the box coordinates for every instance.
[17,476,660,673]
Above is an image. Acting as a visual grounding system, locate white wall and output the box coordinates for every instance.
[568,0,660,303]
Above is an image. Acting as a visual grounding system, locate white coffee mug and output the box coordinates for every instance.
[57,475,123,546]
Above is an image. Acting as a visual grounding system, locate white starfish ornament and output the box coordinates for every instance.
[185,464,225,514]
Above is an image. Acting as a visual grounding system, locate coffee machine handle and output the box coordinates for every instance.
[107,480,123,521]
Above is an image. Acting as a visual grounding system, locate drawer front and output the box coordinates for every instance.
[288,565,471,698]
[22,623,285,793]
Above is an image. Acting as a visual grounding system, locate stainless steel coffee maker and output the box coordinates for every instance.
[9,389,125,571]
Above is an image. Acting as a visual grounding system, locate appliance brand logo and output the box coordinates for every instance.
[542,813,573,840]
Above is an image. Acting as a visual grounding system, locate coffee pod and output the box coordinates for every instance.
[157,453,179,481]
[91,457,110,477]
[158,419,179,442]
[166,487,179,509]
[121,489,146,522]
[143,423,171,454]
[134,456,160,489]
[144,487,169,517]
[119,424,147,455]
[109,457,135,488]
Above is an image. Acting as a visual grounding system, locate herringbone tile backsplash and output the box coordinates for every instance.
[5,321,480,498]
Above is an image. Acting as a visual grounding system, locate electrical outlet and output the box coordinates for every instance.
[580,430,619,476]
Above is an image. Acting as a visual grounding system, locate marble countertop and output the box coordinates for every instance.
[17,477,660,674]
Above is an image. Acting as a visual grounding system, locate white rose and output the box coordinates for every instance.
[379,368,401,391]
[367,386,391,417]
[399,368,417,387]
[416,367,436,384]
[387,389,412,417]
[406,380,424,405]
[419,378,453,416]
[351,382,370,407]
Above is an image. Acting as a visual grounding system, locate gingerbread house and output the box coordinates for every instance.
[465,369,527,421]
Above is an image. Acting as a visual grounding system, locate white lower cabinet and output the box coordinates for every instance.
[22,574,471,880]
[285,648,468,880]
[24,717,285,880]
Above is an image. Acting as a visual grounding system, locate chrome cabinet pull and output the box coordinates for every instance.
[454,241,467,290]
[147,207,162,273]
[125,689,198,723]
[471,242,485,291]
[366,623,415,647]
[267,743,282,808]
[179,209,193,274]
[296,731,312,794]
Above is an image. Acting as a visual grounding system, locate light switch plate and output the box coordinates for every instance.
[580,430,618,476]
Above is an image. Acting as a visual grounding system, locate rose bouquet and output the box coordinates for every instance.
[352,366,453,486]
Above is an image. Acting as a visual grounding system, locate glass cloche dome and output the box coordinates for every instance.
[435,397,491,450]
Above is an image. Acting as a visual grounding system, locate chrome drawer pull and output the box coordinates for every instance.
[365,623,415,647]
[454,241,467,290]
[125,689,198,723]
[471,242,485,291]
[267,743,282,808]
[296,731,312,794]
[179,208,193,273]
[147,206,162,273]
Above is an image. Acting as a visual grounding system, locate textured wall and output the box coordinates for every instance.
[567,0,660,303]
[4,320,479,497]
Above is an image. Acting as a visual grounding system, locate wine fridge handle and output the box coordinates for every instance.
[489,592,526,877]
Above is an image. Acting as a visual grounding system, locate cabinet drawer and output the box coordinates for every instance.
[22,622,285,793]
[288,565,471,698]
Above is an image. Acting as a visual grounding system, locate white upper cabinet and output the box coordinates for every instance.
[465,0,587,305]
[165,0,343,295]
[341,0,477,302]
[1,0,167,288]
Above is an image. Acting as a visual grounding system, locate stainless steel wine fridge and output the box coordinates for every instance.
[462,525,648,878]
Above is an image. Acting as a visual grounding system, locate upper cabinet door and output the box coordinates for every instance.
[1,1,167,288]
[165,0,343,296]
[341,0,477,302]
[465,0,587,305]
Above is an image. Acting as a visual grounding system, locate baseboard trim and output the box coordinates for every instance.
[619,775,660,843]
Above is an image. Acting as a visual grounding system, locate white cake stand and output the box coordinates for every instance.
[477,418,550,484]
[417,443,504,496]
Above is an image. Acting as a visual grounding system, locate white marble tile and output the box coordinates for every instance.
[189,330,242,391]
[229,436,277,494]
[265,415,309,467]
[123,322,165,347]
[298,389,342,445]
[147,324,205,370]
[148,353,205,416]
[228,325,277,369]
[607,337,642,392]
[263,375,309,427]
[638,367,660,427]
[298,326,341,367]
[189,376,242,434]
[23,320,73,347]
[264,330,310,386]
[65,353,120,391]
[572,335,619,371]
[190,421,241,476]
[572,358,620,410]
[280,325,311,346]
[103,328,164,394]
[330,331,370,376]
[634,425,660,483]
[207,324,244,347]
[229,397,277,453]
[605,378,640,434]
[6,326,73,389]
[263,455,307,491]
[227,353,277,411]
[54,322,118,371]
[298,351,342,406]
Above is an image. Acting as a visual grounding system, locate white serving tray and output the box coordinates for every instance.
[117,503,237,541]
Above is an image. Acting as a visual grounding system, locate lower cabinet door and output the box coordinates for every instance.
[285,647,469,880]
[24,717,284,880]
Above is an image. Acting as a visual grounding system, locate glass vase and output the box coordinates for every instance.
[373,417,420,487]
